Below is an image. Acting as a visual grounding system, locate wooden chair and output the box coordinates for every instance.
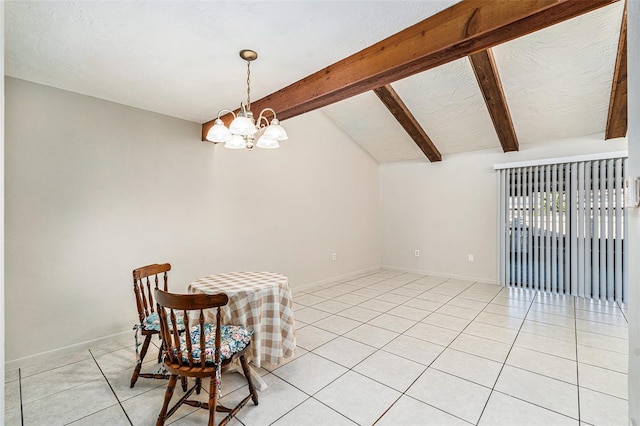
[154,289,259,426]
[130,263,181,388]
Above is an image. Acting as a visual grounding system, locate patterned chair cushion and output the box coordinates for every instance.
[178,323,253,363]
[143,311,185,332]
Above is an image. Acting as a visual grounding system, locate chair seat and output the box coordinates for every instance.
[143,311,185,332]
[178,324,252,363]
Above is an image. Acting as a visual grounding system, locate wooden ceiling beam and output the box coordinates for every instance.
[469,48,519,152]
[605,2,627,140]
[202,0,618,141]
[373,85,442,162]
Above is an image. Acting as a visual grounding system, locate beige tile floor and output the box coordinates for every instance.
[4,269,630,425]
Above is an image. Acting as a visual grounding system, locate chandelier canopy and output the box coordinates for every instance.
[206,50,288,150]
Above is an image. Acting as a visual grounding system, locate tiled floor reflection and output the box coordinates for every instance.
[4,269,630,425]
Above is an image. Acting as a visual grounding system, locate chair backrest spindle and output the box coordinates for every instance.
[171,309,184,367]
[133,283,145,324]
[149,277,157,314]
[157,302,172,357]
[183,309,195,367]
[215,306,222,366]
[199,310,206,368]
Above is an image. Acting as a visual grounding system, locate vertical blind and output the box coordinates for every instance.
[497,157,628,303]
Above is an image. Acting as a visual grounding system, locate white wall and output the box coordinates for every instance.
[627,1,639,423]
[380,135,627,282]
[4,77,380,364]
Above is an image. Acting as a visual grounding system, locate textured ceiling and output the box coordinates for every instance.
[322,0,625,162]
[4,1,625,163]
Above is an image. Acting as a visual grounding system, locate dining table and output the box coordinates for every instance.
[187,271,296,389]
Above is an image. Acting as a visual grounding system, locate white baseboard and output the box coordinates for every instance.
[5,329,132,371]
[295,264,497,293]
[380,265,498,285]
[293,265,382,293]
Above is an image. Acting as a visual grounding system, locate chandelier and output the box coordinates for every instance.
[206,49,288,150]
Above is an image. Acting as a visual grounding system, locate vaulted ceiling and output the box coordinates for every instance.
[5,1,627,163]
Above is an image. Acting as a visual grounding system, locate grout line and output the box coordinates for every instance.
[19,368,24,426]
[371,394,405,425]
[475,288,536,423]
[488,389,583,423]
[574,295,582,424]
[267,364,360,424]
[372,393,475,426]
[616,301,629,323]
[88,349,134,426]
[268,395,357,425]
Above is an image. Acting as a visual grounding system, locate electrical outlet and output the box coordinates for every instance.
[332,253,337,261]
[415,250,420,257]
[468,254,474,262]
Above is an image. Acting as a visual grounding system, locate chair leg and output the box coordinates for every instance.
[181,376,188,392]
[208,373,218,426]
[157,342,163,363]
[130,333,152,388]
[156,374,178,426]
[239,355,259,406]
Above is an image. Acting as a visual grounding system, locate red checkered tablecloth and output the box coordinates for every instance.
[187,271,296,368]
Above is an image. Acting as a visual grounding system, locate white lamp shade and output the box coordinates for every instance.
[229,115,257,136]
[224,135,247,149]
[263,119,288,140]
[206,119,232,142]
[256,135,280,149]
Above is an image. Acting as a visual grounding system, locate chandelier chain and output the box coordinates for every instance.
[246,60,251,110]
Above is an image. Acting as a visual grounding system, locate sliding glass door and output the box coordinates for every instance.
[497,157,628,303]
